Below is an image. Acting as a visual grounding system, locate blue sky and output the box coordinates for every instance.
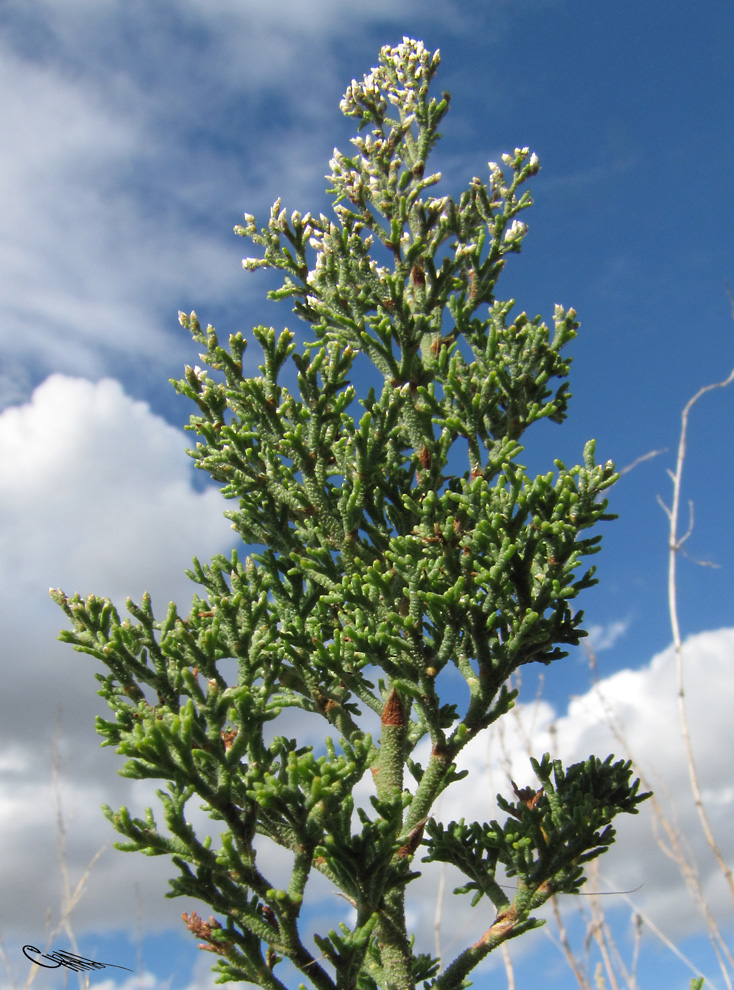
[1,2,733,989]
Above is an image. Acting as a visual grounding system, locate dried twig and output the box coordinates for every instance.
[658,370,734,908]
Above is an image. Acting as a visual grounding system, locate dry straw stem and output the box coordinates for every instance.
[588,364,734,989]
[656,369,734,908]
[562,365,734,990]
[486,367,734,990]
[500,640,728,990]
[588,640,733,990]
[0,713,107,990]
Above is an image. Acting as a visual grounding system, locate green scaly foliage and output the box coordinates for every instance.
[52,38,650,990]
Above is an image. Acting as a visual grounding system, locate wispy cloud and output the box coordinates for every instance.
[1,0,453,404]
[585,618,630,651]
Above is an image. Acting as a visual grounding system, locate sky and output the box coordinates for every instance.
[1,1,733,988]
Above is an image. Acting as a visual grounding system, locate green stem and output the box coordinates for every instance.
[404,745,452,833]
[373,686,415,988]
[434,908,522,990]
[374,685,407,803]
[375,886,414,990]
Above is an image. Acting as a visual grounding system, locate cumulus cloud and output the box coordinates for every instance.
[0,374,232,601]
[0,374,234,945]
[421,627,734,952]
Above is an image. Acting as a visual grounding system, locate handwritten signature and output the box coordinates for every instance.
[23,945,133,973]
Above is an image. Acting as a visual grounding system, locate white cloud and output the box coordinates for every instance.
[424,627,734,953]
[337,630,734,983]
[0,374,232,601]
[0,0,452,402]
[0,374,234,942]
[1,7,729,984]
[0,40,244,393]
[585,617,630,651]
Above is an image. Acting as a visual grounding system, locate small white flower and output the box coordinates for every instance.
[504,220,528,244]
[454,243,477,260]
[488,162,505,188]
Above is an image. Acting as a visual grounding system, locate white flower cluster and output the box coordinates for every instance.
[306,213,332,251]
[183,363,208,385]
[504,220,528,245]
[328,148,368,204]
[503,147,540,175]
[352,133,380,155]
[426,195,451,223]
[339,37,440,119]
[488,147,540,191]
[487,161,505,190]
[383,37,437,110]
[454,241,478,261]
[240,213,257,236]
[286,210,318,245]
[384,37,430,74]
[340,68,388,119]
